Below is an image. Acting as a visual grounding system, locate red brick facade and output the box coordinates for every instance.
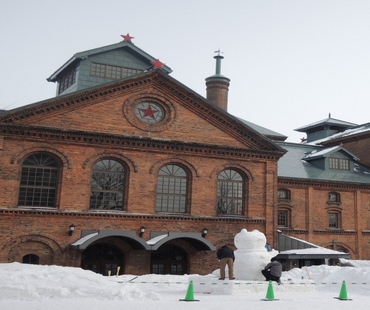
[0,70,284,275]
[277,179,370,260]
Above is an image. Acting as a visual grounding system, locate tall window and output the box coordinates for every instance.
[217,169,244,215]
[278,210,289,227]
[329,157,349,170]
[156,164,188,213]
[18,153,59,207]
[90,159,126,210]
[329,212,340,228]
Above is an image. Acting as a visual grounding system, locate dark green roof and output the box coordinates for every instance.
[235,116,287,141]
[294,117,358,133]
[277,142,370,184]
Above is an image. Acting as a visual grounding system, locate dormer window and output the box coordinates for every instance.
[329,157,349,170]
[278,189,290,200]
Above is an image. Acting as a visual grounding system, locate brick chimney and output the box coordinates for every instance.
[205,51,230,111]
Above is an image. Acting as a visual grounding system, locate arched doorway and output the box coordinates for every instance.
[81,243,124,276]
[151,244,188,275]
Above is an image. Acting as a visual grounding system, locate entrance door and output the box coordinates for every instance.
[81,243,124,276]
[151,244,188,275]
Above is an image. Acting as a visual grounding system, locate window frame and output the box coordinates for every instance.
[329,157,349,171]
[328,192,341,203]
[278,189,291,200]
[277,209,290,228]
[90,62,142,80]
[216,169,245,216]
[89,159,127,211]
[22,254,40,265]
[328,211,341,229]
[155,164,189,214]
[58,66,77,94]
[18,153,60,208]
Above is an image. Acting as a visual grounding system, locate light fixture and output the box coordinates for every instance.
[69,224,75,236]
[139,226,146,237]
[202,228,208,238]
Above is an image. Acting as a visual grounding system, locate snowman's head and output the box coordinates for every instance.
[234,228,267,251]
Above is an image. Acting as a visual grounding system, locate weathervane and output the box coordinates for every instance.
[214,49,223,56]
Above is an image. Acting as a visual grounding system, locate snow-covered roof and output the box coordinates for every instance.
[280,247,346,255]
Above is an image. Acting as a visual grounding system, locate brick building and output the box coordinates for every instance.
[1,35,370,275]
[276,117,370,267]
[0,36,285,275]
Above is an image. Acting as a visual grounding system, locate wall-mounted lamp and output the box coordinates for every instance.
[69,224,75,236]
[202,228,208,238]
[139,226,146,237]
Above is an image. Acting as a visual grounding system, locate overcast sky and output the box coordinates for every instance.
[1,1,370,142]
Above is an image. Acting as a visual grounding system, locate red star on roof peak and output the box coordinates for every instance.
[121,33,134,42]
[150,59,164,69]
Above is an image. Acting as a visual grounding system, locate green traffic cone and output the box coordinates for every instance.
[261,280,278,301]
[179,280,199,302]
[335,280,352,301]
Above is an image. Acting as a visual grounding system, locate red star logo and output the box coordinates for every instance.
[121,33,134,42]
[150,59,164,69]
[139,105,158,119]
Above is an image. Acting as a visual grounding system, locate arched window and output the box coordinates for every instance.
[90,159,126,210]
[18,153,59,207]
[156,164,188,213]
[217,169,244,215]
[328,192,340,203]
[22,254,40,265]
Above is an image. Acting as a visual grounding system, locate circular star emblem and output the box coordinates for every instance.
[135,102,164,123]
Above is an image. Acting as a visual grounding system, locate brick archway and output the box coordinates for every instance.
[2,234,63,264]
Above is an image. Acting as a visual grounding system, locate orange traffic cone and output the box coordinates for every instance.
[261,280,279,301]
[335,280,352,301]
[179,280,199,302]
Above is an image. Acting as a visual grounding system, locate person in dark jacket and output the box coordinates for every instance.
[217,245,235,280]
[261,256,282,284]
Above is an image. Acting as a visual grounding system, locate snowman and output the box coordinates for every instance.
[233,228,278,280]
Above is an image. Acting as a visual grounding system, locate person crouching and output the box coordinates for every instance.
[261,256,282,284]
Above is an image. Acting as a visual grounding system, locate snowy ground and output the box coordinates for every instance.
[1,260,370,310]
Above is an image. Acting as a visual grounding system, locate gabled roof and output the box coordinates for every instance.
[294,117,358,133]
[302,145,359,161]
[276,142,370,184]
[0,69,285,155]
[47,40,172,82]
